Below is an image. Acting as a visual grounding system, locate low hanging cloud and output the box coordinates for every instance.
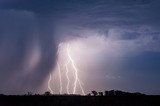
[0,10,56,94]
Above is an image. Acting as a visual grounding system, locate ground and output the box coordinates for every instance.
[0,95,160,106]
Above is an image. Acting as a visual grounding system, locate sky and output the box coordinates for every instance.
[0,0,160,95]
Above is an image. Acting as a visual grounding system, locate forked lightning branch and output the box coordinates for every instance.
[48,43,85,95]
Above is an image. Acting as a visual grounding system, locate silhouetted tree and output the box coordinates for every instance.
[44,91,51,96]
[98,92,103,96]
[87,93,91,96]
[0,94,4,96]
[105,91,109,96]
[109,90,115,96]
[27,92,33,96]
[92,91,98,96]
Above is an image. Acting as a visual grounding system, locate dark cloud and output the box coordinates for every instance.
[0,10,56,94]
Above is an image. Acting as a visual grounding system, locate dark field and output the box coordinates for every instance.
[0,95,160,106]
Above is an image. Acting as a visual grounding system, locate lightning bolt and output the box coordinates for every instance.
[47,43,85,95]
[65,62,70,94]
[66,44,85,95]
[48,73,53,94]
[66,44,78,94]
[57,61,62,94]
[55,44,63,94]
[78,79,85,95]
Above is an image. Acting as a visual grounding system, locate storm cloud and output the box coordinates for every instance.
[0,9,56,94]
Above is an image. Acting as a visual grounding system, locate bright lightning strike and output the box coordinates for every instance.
[65,62,70,94]
[57,61,62,94]
[78,79,85,95]
[66,44,85,95]
[66,44,78,94]
[48,73,53,94]
[47,43,86,95]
